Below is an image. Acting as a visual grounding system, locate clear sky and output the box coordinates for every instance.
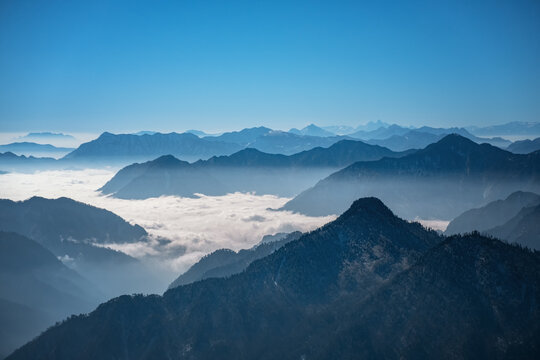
[1,0,539,133]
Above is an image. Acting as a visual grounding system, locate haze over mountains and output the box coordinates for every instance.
[1,121,540,359]
[507,137,540,154]
[446,191,540,235]
[100,139,412,199]
[168,231,302,289]
[0,197,159,297]
[1,122,538,173]
[283,134,540,219]
[0,143,73,159]
[7,198,539,359]
[63,132,243,163]
[0,232,99,358]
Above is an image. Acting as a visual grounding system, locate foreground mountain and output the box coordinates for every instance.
[168,232,302,288]
[0,232,98,358]
[283,134,540,219]
[507,137,540,154]
[446,191,540,235]
[8,199,539,359]
[0,197,159,297]
[100,140,412,199]
[486,204,540,250]
[63,132,242,163]
[309,234,540,359]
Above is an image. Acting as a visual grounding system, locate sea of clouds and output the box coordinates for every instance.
[0,169,336,283]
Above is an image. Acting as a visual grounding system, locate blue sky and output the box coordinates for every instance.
[1,0,539,132]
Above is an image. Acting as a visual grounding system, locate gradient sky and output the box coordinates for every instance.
[1,0,539,133]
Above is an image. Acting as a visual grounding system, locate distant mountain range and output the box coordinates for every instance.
[365,127,511,151]
[0,197,158,297]
[445,191,540,235]
[348,123,411,140]
[7,198,539,359]
[63,132,243,162]
[289,124,335,137]
[467,121,540,137]
[282,134,540,220]
[0,232,99,358]
[204,126,273,146]
[486,203,540,250]
[1,123,535,172]
[0,152,58,172]
[18,132,75,141]
[445,190,540,250]
[0,142,74,158]
[203,126,351,154]
[507,137,540,154]
[100,139,413,199]
[168,232,302,289]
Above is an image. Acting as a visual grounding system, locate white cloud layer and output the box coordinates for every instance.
[0,169,335,283]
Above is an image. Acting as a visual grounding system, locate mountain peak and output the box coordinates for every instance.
[151,154,187,167]
[338,197,395,221]
[432,133,477,147]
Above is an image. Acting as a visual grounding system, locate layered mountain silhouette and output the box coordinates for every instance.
[467,121,540,137]
[0,232,99,358]
[349,123,412,140]
[168,232,302,288]
[7,198,539,359]
[204,126,273,146]
[486,204,540,250]
[0,152,58,172]
[246,131,348,154]
[507,137,540,154]
[63,132,243,162]
[283,134,540,219]
[362,126,510,151]
[0,197,159,297]
[445,191,540,235]
[100,139,412,199]
[289,124,335,137]
[0,142,73,158]
[365,129,442,151]
[99,155,225,199]
[18,132,75,141]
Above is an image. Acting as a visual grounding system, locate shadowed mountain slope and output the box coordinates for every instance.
[7,199,540,359]
[0,197,158,297]
[63,132,242,162]
[7,198,442,359]
[445,191,540,235]
[507,137,540,154]
[486,204,540,250]
[168,232,302,289]
[283,134,540,219]
[0,232,99,359]
[307,234,540,359]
